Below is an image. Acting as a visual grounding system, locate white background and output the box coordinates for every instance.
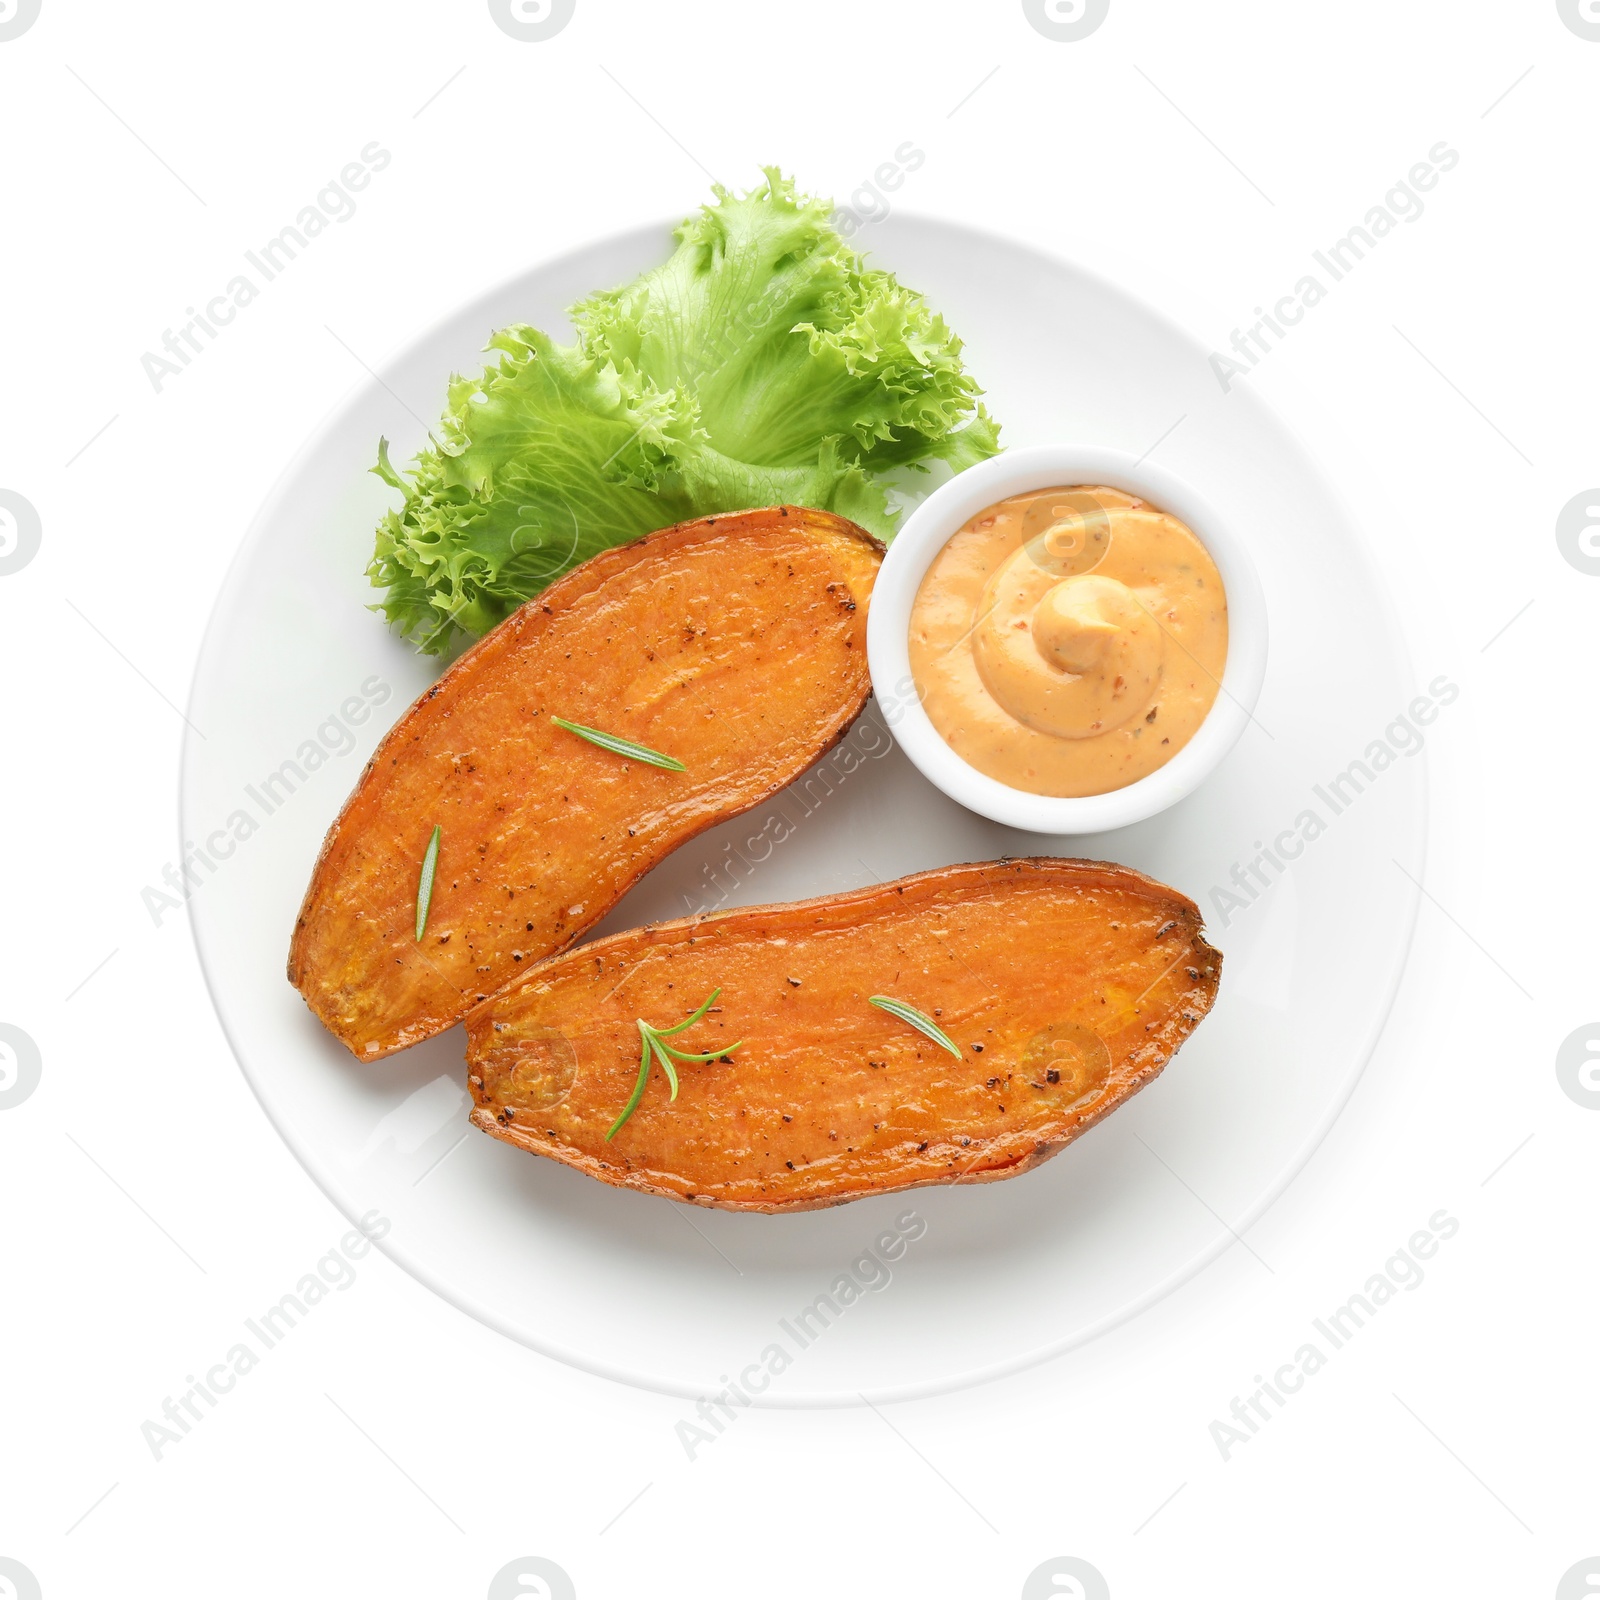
[1,2,1594,1596]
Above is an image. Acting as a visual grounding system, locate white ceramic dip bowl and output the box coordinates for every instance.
[866,443,1268,834]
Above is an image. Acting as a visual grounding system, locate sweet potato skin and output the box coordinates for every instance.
[288,507,881,1060]
[465,858,1221,1211]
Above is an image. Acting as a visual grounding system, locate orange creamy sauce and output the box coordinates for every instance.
[908,485,1228,798]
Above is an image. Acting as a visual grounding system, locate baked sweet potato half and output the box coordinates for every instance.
[289,506,881,1059]
[465,857,1221,1211]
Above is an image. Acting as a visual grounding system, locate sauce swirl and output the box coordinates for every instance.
[907,485,1228,797]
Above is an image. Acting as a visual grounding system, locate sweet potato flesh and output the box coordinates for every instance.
[289,507,881,1059]
[466,858,1220,1211]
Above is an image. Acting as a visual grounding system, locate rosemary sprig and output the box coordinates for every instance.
[868,995,962,1058]
[414,824,441,942]
[605,987,742,1140]
[551,715,685,772]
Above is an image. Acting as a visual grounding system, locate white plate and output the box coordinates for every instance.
[183,215,1424,1405]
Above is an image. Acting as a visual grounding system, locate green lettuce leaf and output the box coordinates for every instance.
[369,169,1001,654]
